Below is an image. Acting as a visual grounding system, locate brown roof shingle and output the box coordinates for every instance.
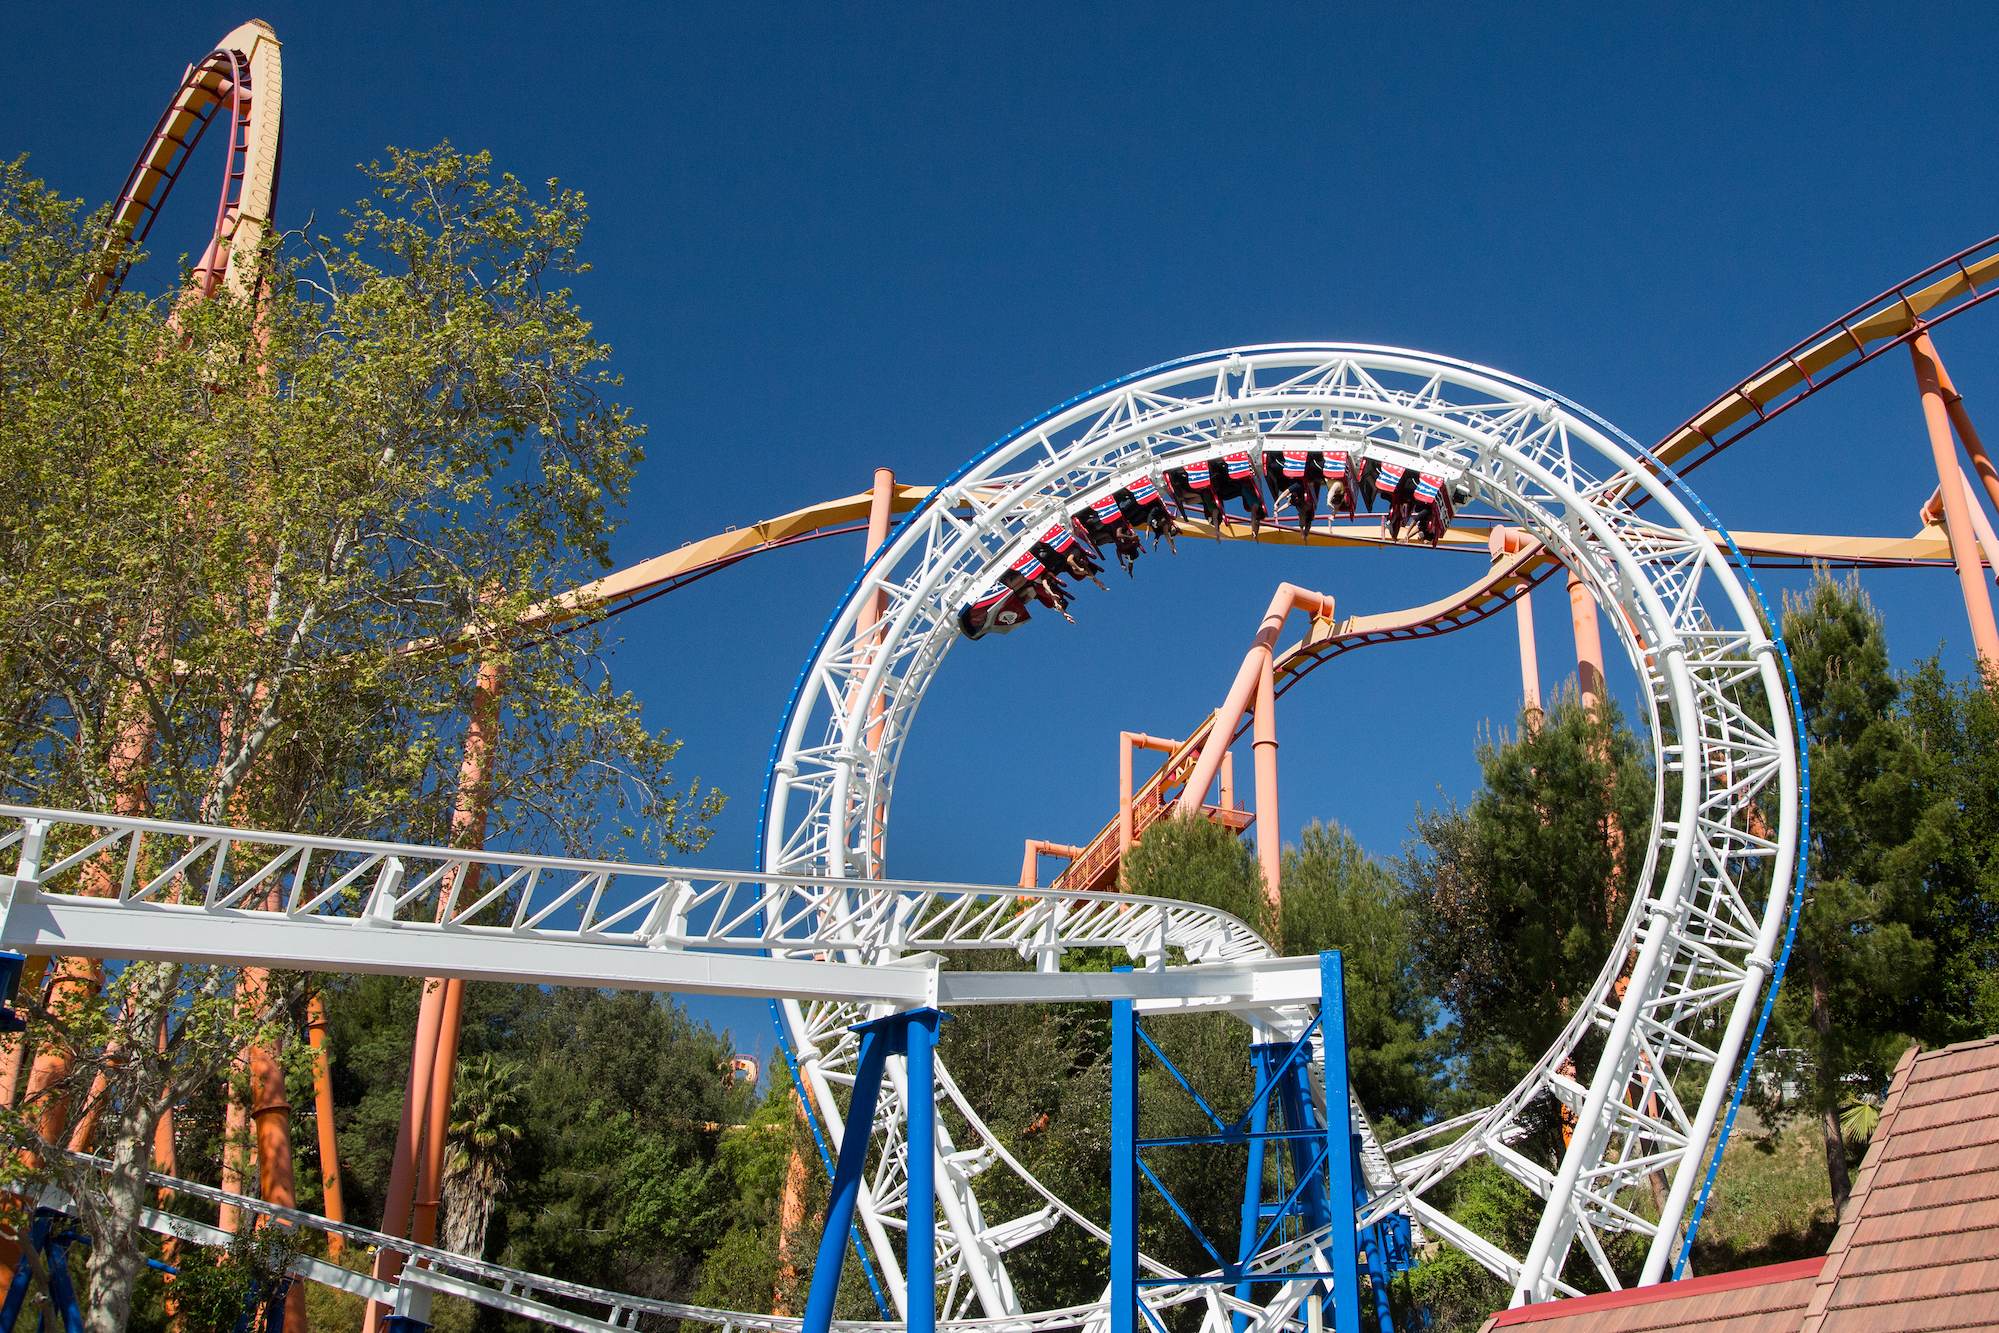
[1797,1036,1999,1333]
[1476,1259,1822,1333]
[1473,1034,1999,1333]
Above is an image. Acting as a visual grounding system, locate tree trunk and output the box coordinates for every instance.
[80,1083,164,1333]
[440,1163,490,1257]
[1803,943,1852,1212]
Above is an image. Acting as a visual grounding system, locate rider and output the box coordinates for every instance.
[1322,447,1358,518]
[1265,447,1320,532]
[1031,519,1109,590]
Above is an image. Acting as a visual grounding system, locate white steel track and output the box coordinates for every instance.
[762,345,1800,1316]
[0,808,1304,1012]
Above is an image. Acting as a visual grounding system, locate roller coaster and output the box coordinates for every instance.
[6,17,1999,1333]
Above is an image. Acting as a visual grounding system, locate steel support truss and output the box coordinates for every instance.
[763,345,1802,1316]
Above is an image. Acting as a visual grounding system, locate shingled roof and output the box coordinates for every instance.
[1473,1033,1999,1333]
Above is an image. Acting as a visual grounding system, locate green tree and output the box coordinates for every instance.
[484,990,750,1303]
[0,145,720,1333]
[1122,810,1272,937]
[1404,692,1652,1107]
[1771,574,1928,1210]
[1898,658,1999,1044]
[1280,821,1442,1127]
[692,1059,813,1318]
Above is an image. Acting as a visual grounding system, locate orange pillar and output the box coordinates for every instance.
[369,655,504,1324]
[307,995,346,1254]
[1251,656,1280,906]
[244,1003,308,1333]
[1516,593,1542,716]
[861,468,896,622]
[1489,528,1545,719]
[772,1089,814,1315]
[855,469,896,737]
[1567,573,1606,707]
[22,960,106,1165]
[1018,841,1083,889]
[1920,462,1999,577]
[1118,733,1182,855]
[153,1020,181,1321]
[1219,751,1236,812]
[1925,337,1999,514]
[859,469,897,863]
[1912,335,1999,675]
[364,983,445,1330]
[0,957,47,1111]
[411,976,466,1249]
[1178,584,1336,820]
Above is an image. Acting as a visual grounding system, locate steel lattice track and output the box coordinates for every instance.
[764,345,1801,1318]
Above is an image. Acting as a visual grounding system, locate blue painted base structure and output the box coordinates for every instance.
[1112,952,1404,1333]
[1,1207,287,1333]
[799,1008,949,1333]
[1,1209,193,1333]
[0,951,26,1033]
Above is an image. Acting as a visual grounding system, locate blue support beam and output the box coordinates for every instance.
[0,1211,55,1333]
[1233,1050,1274,1332]
[1322,951,1364,1333]
[0,952,25,1033]
[1111,970,1135,1333]
[1118,954,1393,1333]
[799,1007,948,1333]
[905,1011,941,1333]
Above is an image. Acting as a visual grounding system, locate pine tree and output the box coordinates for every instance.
[1896,658,1999,1044]
[1404,691,1652,1110]
[1280,821,1443,1126]
[1774,573,1929,1211]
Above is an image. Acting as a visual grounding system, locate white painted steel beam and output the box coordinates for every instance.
[0,889,934,1006]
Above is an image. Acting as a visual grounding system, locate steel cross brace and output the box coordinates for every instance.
[1113,954,1382,1333]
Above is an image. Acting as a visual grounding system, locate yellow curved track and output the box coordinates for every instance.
[98,20,282,302]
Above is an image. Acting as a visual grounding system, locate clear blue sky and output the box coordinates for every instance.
[11,2,1999,1050]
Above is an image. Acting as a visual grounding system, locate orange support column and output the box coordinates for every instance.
[1118,733,1182,856]
[1490,529,1545,720]
[367,654,505,1327]
[1178,584,1336,824]
[411,977,466,1248]
[365,983,446,1331]
[307,995,346,1254]
[1925,336,1999,514]
[1019,841,1084,889]
[1920,462,1999,578]
[1567,573,1606,707]
[218,1079,250,1234]
[1251,655,1280,906]
[244,992,308,1333]
[1517,594,1542,716]
[855,469,897,865]
[1911,336,1999,675]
